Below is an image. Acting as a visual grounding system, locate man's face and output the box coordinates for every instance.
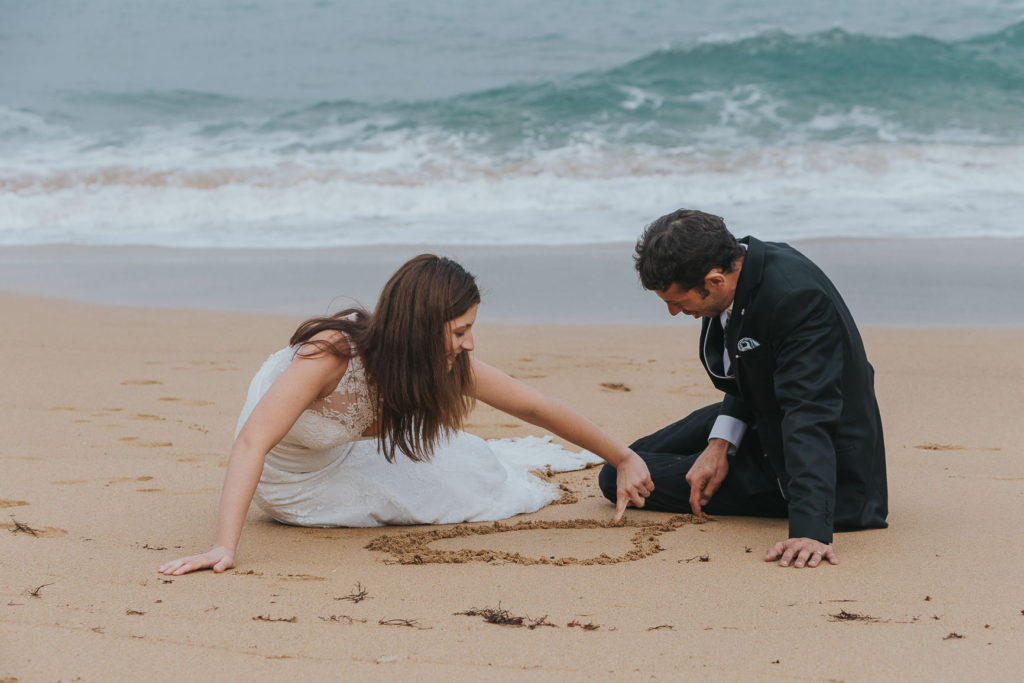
[655,280,732,319]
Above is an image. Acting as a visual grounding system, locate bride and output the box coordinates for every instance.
[159,254,653,576]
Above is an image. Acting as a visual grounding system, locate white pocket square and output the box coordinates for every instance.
[737,337,761,352]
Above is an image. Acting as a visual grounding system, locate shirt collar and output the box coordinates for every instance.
[720,242,747,326]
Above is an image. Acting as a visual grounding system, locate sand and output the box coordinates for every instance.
[2,275,1024,679]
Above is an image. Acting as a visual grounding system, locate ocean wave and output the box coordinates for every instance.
[3,22,1022,247]
[2,142,1022,246]
[269,21,1024,146]
[10,22,1022,151]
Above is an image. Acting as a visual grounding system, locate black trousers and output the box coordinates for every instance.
[600,403,788,518]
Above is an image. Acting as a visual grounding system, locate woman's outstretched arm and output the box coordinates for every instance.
[470,358,653,521]
[158,349,347,576]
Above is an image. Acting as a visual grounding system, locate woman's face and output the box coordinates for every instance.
[444,304,477,367]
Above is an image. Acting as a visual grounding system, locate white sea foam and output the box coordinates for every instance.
[2,138,1021,247]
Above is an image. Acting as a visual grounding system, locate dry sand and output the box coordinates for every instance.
[2,291,1023,680]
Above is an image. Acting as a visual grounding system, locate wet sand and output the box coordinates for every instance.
[2,237,1022,325]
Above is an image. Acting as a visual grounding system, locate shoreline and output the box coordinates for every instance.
[2,237,1022,327]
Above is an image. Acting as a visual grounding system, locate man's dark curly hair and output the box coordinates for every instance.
[634,209,745,292]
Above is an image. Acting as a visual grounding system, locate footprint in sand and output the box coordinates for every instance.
[915,443,966,451]
[172,488,219,495]
[915,442,1001,452]
[131,414,165,421]
[0,500,30,509]
[278,574,328,582]
[121,379,163,386]
[157,397,213,406]
[171,360,238,372]
[57,476,148,486]
[365,515,701,566]
[119,437,173,447]
[599,382,631,392]
[105,476,155,486]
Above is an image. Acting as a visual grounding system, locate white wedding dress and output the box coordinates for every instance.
[237,346,602,527]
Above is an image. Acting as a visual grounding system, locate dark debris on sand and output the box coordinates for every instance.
[378,618,431,630]
[24,583,53,598]
[253,614,297,623]
[337,581,369,603]
[455,606,557,629]
[567,620,601,631]
[9,519,40,536]
[828,610,880,623]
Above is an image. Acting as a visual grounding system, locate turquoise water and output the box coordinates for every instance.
[2,1,1022,246]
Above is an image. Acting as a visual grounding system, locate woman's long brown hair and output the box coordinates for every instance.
[289,254,480,462]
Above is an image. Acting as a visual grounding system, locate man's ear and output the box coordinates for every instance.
[704,268,726,291]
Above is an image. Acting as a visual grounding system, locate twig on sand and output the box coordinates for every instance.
[378,618,431,630]
[10,519,40,536]
[828,610,879,623]
[253,614,297,623]
[25,583,54,598]
[455,606,557,629]
[680,553,710,563]
[319,614,367,624]
[567,620,600,631]
[337,582,369,603]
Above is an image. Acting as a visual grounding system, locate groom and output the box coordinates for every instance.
[600,209,887,568]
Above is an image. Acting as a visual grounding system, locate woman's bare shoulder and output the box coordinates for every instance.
[294,330,352,366]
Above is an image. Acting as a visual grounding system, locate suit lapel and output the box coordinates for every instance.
[725,236,765,379]
[702,315,727,378]
[733,236,764,317]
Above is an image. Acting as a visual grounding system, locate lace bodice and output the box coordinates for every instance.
[286,352,376,452]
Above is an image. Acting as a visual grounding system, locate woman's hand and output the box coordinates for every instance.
[613,450,654,522]
[157,346,344,579]
[158,546,235,576]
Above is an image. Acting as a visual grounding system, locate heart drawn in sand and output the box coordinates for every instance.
[365,514,702,566]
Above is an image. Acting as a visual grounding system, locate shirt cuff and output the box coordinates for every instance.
[708,415,748,455]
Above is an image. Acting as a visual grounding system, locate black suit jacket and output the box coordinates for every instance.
[700,237,887,542]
